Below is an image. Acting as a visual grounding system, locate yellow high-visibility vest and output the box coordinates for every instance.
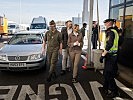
[105,29,119,53]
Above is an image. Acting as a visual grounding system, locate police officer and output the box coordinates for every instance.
[100,19,119,98]
[43,20,62,82]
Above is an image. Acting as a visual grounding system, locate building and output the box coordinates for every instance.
[72,17,82,28]
[109,0,133,67]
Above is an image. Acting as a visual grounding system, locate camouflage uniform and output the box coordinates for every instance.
[44,30,62,74]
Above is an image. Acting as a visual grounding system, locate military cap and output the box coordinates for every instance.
[104,19,114,23]
[49,20,56,25]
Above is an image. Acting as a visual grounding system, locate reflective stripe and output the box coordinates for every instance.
[104,29,119,52]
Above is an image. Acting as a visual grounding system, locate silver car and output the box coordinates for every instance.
[0,31,46,71]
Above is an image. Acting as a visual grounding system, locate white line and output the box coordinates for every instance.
[0,85,18,100]
[49,84,61,96]
[115,80,133,99]
[60,84,76,100]
[74,82,90,100]
[18,85,45,100]
[49,84,76,100]
[90,81,103,100]
[100,71,133,99]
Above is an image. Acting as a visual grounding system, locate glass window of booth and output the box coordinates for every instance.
[111,0,124,6]
[125,3,133,38]
[110,5,124,28]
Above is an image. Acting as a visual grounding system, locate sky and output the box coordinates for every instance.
[0,0,109,25]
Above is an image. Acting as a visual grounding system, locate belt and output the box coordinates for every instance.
[108,50,118,54]
[107,53,117,56]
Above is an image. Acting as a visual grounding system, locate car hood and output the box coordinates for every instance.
[29,29,47,33]
[0,44,42,55]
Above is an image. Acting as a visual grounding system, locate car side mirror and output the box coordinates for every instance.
[27,27,29,31]
[47,27,49,30]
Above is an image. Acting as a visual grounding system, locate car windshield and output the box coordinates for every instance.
[8,34,43,45]
[8,25,16,29]
[30,23,46,29]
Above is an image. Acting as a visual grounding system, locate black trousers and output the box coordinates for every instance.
[91,34,98,49]
[103,54,118,93]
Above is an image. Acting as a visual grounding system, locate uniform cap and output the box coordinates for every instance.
[104,19,114,23]
[49,20,56,25]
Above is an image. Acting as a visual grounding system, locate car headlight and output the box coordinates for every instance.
[29,54,43,60]
[0,55,7,61]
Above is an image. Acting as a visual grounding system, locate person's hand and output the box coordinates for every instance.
[42,49,45,55]
[99,56,105,63]
[74,41,79,46]
[76,41,79,44]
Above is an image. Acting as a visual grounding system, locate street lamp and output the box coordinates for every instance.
[19,0,21,24]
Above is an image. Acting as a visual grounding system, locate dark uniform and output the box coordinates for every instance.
[44,29,62,76]
[103,27,119,95]
[91,25,98,49]
[100,19,119,98]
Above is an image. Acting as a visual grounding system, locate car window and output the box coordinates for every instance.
[30,23,46,29]
[8,34,43,45]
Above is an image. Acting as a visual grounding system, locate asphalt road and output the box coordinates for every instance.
[0,36,133,100]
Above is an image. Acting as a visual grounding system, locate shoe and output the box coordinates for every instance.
[107,92,120,98]
[46,74,52,82]
[47,72,57,82]
[52,72,57,78]
[82,66,88,70]
[72,78,78,83]
[60,70,66,75]
[99,87,108,95]
[66,67,71,72]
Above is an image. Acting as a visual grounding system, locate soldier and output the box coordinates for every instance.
[42,20,62,82]
[99,19,119,98]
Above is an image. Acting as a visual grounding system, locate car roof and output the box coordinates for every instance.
[16,31,43,34]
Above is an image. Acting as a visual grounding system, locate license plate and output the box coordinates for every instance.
[9,63,26,67]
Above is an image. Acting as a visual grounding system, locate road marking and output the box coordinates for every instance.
[114,97,129,100]
[0,85,18,100]
[60,84,76,100]
[49,84,61,96]
[100,71,133,99]
[49,84,76,100]
[90,81,103,100]
[115,80,133,99]
[18,84,45,100]
[73,82,90,100]
[0,79,132,99]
